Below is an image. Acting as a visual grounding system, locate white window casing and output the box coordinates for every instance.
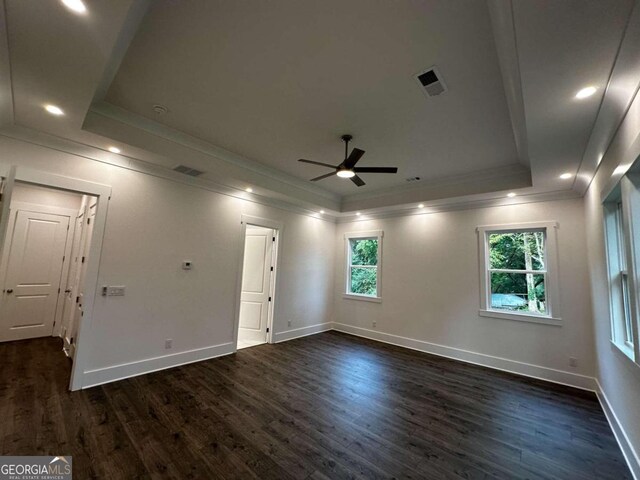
[344,230,383,303]
[477,221,561,326]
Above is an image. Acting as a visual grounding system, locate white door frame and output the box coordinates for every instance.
[0,166,111,391]
[234,214,283,349]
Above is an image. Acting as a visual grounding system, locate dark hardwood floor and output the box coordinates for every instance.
[0,331,631,479]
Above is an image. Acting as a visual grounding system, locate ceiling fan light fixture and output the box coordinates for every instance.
[337,169,355,178]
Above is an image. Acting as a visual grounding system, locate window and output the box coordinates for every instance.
[477,222,560,325]
[344,231,382,301]
[604,191,636,360]
[616,203,635,348]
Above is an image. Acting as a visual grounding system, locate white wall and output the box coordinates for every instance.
[334,198,596,388]
[12,183,82,210]
[583,84,640,474]
[0,135,335,386]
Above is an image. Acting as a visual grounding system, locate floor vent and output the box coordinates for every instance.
[415,66,447,97]
[173,165,205,177]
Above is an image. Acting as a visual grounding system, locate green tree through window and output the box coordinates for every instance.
[488,231,546,314]
[349,238,378,296]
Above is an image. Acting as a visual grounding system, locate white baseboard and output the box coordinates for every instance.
[332,322,597,391]
[81,342,235,389]
[596,379,640,479]
[274,322,333,343]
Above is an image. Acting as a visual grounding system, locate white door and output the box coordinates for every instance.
[0,209,70,341]
[69,203,96,356]
[60,209,85,352]
[238,227,274,344]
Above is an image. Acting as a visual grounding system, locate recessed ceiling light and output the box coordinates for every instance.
[559,173,572,180]
[507,192,517,198]
[44,104,64,116]
[418,204,425,209]
[245,187,253,193]
[337,170,355,179]
[319,210,325,214]
[108,146,121,154]
[61,0,86,13]
[575,86,597,99]
[356,212,361,216]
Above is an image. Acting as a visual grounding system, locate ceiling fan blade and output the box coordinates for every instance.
[352,167,398,174]
[310,171,337,182]
[350,174,366,187]
[343,148,365,169]
[299,159,337,169]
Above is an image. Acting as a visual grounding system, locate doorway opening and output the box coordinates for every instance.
[0,182,97,357]
[0,167,111,390]
[236,221,279,350]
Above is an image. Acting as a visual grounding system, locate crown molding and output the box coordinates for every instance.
[336,188,580,223]
[342,163,531,211]
[487,0,529,168]
[88,101,340,204]
[0,124,338,223]
[574,1,640,196]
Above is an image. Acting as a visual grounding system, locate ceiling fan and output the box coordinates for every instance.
[298,135,398,187]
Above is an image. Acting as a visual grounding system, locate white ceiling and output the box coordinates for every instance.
[104,0,520,196]
[0,0,638,216]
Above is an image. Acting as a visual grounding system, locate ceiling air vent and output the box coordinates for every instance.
[173,165,205,177]
[415,66,447,97]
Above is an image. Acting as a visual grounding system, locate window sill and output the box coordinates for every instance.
[343,294,382,303]
[478,309,562,326]
[611,339,635,362]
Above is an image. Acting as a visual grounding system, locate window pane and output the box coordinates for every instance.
[350,238,378,266]
[621,273,634,345]
[491,272,546,315]
[350,267,377,295]
[617,203,628,269]
[489,232,545,271]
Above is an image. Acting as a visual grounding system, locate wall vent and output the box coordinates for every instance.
[173,165,205,177]
[415,66,447,97]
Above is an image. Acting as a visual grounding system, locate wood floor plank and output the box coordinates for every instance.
[0,332,632,479]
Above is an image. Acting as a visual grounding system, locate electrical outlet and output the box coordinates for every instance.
[165,339,173,349]
[569,357,578,367]
[372,321,377,328]
[287,320,292,327]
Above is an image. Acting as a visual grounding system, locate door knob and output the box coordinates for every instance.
[6,289,13,294]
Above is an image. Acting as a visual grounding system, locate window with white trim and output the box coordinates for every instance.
[477,222,560,325]
[344,231,382,301]
[604,188,636,360]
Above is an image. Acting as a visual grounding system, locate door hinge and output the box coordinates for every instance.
[270,266,274,271]
[76,296,79,303]
[81,256,85,263]
[268,296,272,302]
[62,255,65,262]
[266,327,269,333]
[87,218,91,225]
[58,287,60,294]
[272,236,275,242]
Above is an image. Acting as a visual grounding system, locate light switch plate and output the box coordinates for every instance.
[106,286,125,296]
